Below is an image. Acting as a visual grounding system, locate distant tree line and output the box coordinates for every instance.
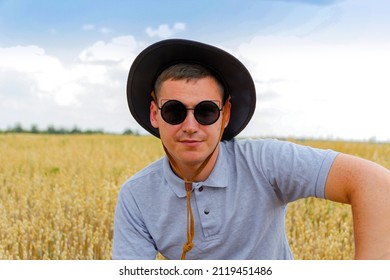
[0,123,139,135]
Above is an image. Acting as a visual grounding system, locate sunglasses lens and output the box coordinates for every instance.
[195,101,221,125]
[161,100,187,125]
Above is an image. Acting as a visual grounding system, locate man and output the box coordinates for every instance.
[112,39,390,260]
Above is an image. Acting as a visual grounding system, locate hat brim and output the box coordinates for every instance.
[127,39,256,140]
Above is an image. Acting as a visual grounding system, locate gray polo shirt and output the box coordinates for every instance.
[112,138,338,259]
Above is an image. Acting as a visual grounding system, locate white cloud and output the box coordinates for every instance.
[173,22,186,32]
[100,27,111,34]
[82,24,95,31]
[82,24,111,34]
[0,36,147,132]
[0,45,62,73]
[235,35,390,140]
[145,22,186,39]
[0,45,85,106]
[78,35,142,66]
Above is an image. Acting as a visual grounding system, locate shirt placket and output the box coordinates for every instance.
[193,183,221,238]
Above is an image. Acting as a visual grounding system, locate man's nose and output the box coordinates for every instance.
[181,110,199,133]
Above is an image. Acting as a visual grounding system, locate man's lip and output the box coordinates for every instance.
[181,139,198,142]
[180,139,203,145]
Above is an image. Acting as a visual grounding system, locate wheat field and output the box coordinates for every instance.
[1,134,389,260]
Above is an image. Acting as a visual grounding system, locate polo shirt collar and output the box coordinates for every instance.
[163,144,228,198]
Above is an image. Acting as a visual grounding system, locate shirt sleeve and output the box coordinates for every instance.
[258,139,339,203]
[112,182,158,260]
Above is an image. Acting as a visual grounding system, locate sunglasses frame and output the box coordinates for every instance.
[157,99,223,126]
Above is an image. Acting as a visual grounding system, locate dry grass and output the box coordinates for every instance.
[0,134,389,259]
[0,134,163,259]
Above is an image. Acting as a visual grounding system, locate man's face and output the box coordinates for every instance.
[150,76,230,171]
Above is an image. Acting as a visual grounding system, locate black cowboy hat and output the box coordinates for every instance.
[127,39,256,140]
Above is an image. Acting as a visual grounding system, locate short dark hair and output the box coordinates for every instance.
[153,63,226,102]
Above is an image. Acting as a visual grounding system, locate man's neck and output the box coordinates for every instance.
[168,145,220,183]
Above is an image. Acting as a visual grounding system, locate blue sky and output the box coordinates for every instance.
[1,0,390,140]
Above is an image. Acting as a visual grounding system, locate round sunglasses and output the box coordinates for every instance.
[157,100,223,125]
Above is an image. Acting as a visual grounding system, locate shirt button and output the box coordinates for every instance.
[204,209,210,215]
[198,186,203,192]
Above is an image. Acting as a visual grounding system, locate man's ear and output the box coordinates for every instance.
[150,100,159,129]
[223,98,231,129]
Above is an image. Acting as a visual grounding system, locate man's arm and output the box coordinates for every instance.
[325,153,390,259]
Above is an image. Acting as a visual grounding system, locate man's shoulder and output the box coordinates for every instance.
[222,137,282,153]
[122,157,165,189]
[225,137,324,152]
[222,138,330,168]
